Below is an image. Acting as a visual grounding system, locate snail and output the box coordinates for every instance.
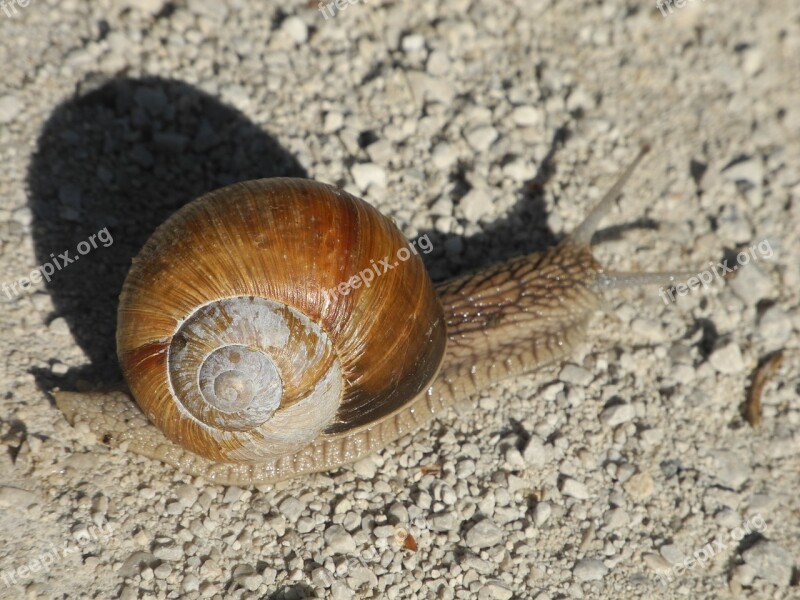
[55,145,686,485]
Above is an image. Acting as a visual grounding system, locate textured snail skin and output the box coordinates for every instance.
[54,175,623,485]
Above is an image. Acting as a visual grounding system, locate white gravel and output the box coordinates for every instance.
[1,0,799,599]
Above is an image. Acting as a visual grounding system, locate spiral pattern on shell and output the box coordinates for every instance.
[116,178,446,463]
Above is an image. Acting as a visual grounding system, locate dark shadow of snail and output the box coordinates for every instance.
[28,76,309,390]
[29,75,568,394]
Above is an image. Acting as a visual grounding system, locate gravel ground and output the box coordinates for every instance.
[1,0,799,599]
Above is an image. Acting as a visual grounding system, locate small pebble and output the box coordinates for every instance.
[711,450,750,489]
[278,496,307,522]
[199,559,222,579]
[464,125,498,152]
[572,558,608,581]
[281,16,308,44]
[623,473,655,501]
[401,34,425,53]
[297,517,315,533]
[560,477,590,500]
[459,187,493,222]
[122,0,169,15]
[559,364,593,386]
[464,519,504,549]
[48,317,71,335]
[353,456,378,478]
[0,486,38,509]
[728,263,775,306]
[324,525,356,554]
[758,305,791,350]
[187,0,228,21]
[153,563,172,579]
[312,566,335,588]
[599,403,636,426]
[504,447,525,468]
[721,156,762,187]
[431,142,457,169]
[234,569,262,591]
[430,511,459,532]
[522,435,547,467]
[222,486,244,504]
[175,483,199,507]
[603,508,629,530]
[351,163,386,191]
[330,581,354,600]
[152,541,184,561]
[731,563,756,586]
[660,544,685,564]
[510,105,541,127]
[533,502,551,526]
[0,94,22,124]
[182,574,200,592]
[478,580,513,600]
[708,342,745,375]
[742,540,794,586]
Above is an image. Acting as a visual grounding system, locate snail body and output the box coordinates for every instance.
[56,147,676,484]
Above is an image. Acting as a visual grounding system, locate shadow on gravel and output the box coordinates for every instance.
[28,76,308,391]
[28,75,576,394]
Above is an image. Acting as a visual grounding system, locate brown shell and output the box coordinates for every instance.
[116,178,447,463]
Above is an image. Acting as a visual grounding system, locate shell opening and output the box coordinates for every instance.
[166,296,343,456]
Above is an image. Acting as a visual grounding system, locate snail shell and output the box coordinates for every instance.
[57,146,682,484]
[116,178,446,463]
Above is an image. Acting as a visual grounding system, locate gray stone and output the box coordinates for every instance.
[465,519,504,549]
[0,94,22,124]
[351,163,386,190]
[281,16,308,44]
[572,557,608,581]
[559,364,593,386]
[560,477,590,500]
[430,511,460,532]
[722,157,762,187]
[522,435,547,467]
[459,187,492,222]
[711,450,750,489]
[533,502,551,526]
[464,125,498,151]
[175,483,199,507]
[511,105,541,127]
[152,541,183,561]
[728,263,775,306]
[187,0,228,21]
[708,342,745,375]
[742,541,794,586]
[478,580,513,599]
[324,524,356,554]
[278,496,307,522]
[599,403,636,426]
